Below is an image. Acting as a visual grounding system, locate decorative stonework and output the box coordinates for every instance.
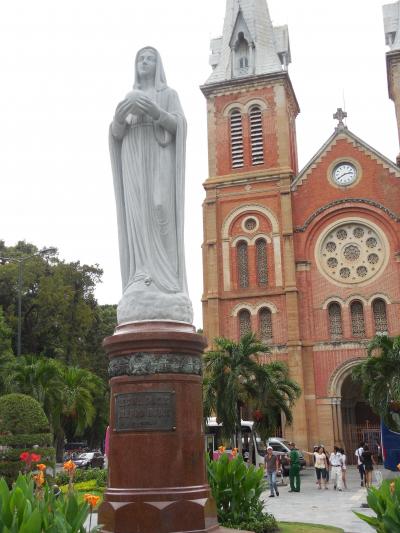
[317,220,387,286]
[294,198,400,233]
[108,353,202,378]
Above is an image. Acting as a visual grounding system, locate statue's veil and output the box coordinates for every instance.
[133,47,167,91]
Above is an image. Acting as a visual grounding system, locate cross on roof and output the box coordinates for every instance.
[333,108,347,130]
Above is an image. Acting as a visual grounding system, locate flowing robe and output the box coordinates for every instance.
[109,87,192,324]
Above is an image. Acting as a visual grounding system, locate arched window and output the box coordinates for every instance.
[351,301,365,338]
[238,309,251,337]
[256,238,267,287]
[230,109,244,169]
[328,302,343,339]
[237,241,249,289]
[249,106,264,165]
[373,299,388,333]
[259,308,272,342]
[239,57,249,69]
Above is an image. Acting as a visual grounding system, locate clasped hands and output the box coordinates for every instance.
[115,90,161,124]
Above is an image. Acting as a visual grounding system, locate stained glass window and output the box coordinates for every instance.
[249,106,264,166]
[256,239,268,287]
[351,301,365,338]
[230,110,244,168]
[373,299,388,333]
[259,308,272,341]
[239,309,251,337]
[328,302,343,339]
[237,241,249,288]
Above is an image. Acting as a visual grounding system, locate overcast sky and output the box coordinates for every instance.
[0,0,397,328]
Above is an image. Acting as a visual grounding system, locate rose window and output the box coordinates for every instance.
[318,221,387,285]
[244,218,257,231]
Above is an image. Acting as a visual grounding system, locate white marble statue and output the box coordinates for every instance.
[110,47,193,324]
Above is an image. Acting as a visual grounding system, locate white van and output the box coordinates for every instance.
[205,417,266,467]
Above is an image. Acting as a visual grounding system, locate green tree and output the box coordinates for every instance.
[0,241,103,365]
[203,333,301,456]
[352,334,400,430]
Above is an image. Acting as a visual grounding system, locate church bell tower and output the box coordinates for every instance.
[201,0,309,447]
[384,1,400,164]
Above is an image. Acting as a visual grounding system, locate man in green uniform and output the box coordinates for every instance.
[288,442,300,492]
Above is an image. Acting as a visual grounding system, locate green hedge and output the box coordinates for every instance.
[0,394,55,486]
[0,394,49,434]
[55,467,107,487]
[0,433,53,447]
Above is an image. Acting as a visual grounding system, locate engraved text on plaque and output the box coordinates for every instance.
[114,391,176,432]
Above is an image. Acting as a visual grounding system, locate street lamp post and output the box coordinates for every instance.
[0,248,56,356]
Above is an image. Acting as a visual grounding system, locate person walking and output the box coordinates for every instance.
[340,448,347,489]
[355,441,365,487]
[288,442,301,493]
[322,446,330,485]
[362,444,376,489]
[329,446,343,491]
[264,446,279,497]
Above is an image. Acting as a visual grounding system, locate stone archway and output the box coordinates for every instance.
[328,359,380,463]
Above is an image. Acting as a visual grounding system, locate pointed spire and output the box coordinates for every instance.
[206,0,290,84]
[383,1,400,50]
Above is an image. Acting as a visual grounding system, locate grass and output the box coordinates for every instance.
[277,523,344,533]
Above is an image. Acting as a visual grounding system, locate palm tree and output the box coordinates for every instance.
[203,333,301,457]
[352,334,400,429]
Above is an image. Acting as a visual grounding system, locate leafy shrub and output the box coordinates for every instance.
[207,453,277,532]
[0,473,100,532]
[0,394,55,485]
[0,394,49,434]
[355,477,400,532]
[55,467,107,487]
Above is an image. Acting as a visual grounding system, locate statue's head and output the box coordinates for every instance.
[134,46,167,91]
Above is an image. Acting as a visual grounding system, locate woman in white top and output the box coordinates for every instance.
[340,448,347,489]
[303,446,329,489]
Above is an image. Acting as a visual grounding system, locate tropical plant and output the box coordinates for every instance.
[355,476,400,532]
[0,473,101,532]
[352,335,400,429]
[206,452,277,532]
[203,333,301,455]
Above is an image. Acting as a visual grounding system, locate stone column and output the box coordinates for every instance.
[387,50,400,164]
[98,321,218,533]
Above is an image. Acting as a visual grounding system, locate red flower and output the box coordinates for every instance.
[31,453,41,463]
[20,451,30,462]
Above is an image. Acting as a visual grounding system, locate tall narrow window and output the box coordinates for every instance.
[239,309,251,337]
[373,299,388,333]
[256,238,268,287]
[328,302,343,339]
[237,241,249,289]
[249,106,264,165]
[259,308,272,342]
[351,301,365,338]
[230,110,244,168]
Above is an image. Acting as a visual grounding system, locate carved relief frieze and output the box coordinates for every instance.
[109,353,203,378]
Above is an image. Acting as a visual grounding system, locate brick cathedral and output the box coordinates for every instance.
[200,0,400,454]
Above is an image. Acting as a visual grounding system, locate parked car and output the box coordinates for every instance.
[266,438,306,475]
[73,451,104,469]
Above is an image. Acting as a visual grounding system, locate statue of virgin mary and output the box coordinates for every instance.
[109,47,193,324]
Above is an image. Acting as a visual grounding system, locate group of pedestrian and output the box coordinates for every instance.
[355,441,376,488]
[264,440,378,497]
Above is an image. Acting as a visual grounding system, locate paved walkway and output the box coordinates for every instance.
[261,466,376,533]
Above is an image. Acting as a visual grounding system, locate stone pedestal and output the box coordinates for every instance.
[98,321,218,533]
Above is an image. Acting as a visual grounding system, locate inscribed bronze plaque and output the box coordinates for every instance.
[114,391,176,432]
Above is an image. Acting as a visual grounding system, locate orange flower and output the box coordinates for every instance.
[218,445,226,453]
[33,471,45,487]
[63,460,76,472]
[36,464,47,471]
[390,481,396,495]
[84,494,101,508]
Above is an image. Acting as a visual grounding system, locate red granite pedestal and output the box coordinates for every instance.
[98,321,219,533]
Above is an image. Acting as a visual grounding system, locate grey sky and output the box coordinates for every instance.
[0,0,397,328]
